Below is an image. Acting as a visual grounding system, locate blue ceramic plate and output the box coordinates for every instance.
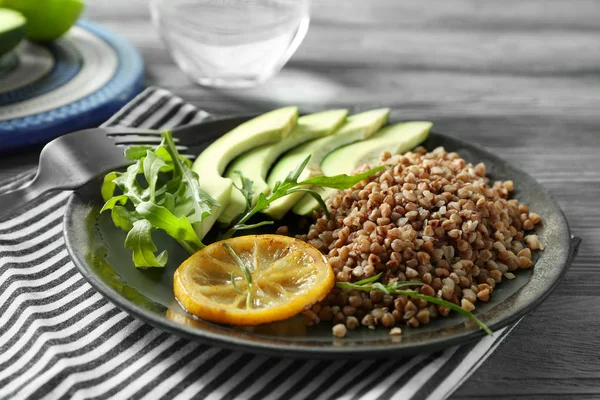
[0,20,144,152]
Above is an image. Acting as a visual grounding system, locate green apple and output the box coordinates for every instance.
[0,8,26,56]
[1,0,85,42]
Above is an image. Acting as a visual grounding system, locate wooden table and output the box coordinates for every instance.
[3,1,600,398]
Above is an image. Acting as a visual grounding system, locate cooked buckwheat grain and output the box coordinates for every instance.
[298,146,543,335]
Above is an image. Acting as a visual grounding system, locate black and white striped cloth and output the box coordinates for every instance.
[0,87,519,400]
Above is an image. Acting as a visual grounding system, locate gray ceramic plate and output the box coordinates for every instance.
[63,116,579,359]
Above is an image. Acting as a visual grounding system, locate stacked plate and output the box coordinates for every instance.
[0,20,144,152]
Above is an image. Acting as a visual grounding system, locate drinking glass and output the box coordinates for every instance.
[150,0,310,88]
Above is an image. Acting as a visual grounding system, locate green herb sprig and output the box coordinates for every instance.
[222,155,384,239]
[336,273,493,335]
[101,130,216,267]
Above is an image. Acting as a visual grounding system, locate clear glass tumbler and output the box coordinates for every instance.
[150,0,310,88]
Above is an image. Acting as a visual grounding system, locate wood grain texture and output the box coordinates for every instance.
[3,0,600,397]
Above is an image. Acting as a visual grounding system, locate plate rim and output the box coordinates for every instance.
[63,116,576,359]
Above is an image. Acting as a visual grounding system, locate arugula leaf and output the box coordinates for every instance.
[161,192,175,213]
[181,156,194,168]
[125,145,155,161]
[100,192,136,232]
[387,281,426,289]
[161,131,217,223]
[100,194,129,213]
[101,171,119,202]
[285,154,312,183]
[336,280,424,292]
[139,145,176,172]
[143,150,169,202]
[402,291,492,335]
[136,201,204,254]
[287,188,331,219]
[111,205,138,232]
[231,221,274,232]
[172,195,197,219]
[354,272,384,285]
[232,171,255,211]
[154,146,174,164]
[124,220,168,267]
[300,166,385,189]
[112,161,144,204]
[254,193,271,213]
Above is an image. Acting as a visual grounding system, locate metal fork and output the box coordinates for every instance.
[0,127,195,219]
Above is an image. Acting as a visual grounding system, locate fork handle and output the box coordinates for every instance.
[0,180,50,220]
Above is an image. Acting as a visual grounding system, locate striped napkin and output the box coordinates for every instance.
[0,87,518,400]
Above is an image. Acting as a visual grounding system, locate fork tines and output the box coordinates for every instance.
[104,128,194,159]
[104,128,162,136]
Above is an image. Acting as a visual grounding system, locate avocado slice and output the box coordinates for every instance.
[220,109,349,223]
[292,121,433,216]
[263,108,390,220]
[0,8,26,57]
[191,106,299,239]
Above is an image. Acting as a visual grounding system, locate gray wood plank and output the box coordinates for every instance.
[4,0,600,398]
